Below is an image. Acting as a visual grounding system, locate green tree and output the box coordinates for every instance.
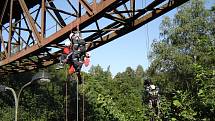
[135,65,145,79]
[148,0,215,120]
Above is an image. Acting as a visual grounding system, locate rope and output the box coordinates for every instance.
[144,0,150,57]
[76,74,79,121]
[77,0,80,33]
[82,74,85,121]
[65,66,68,121]
[76,1,81,120]
[76,1,85,120]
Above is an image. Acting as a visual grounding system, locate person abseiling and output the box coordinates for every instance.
[143,78,160,121]
[56,31,90,84]
[67,31,89,84]
[144,78,159,109]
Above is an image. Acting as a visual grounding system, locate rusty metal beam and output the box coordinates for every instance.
[85,22,121,42]
[123,3,130,17]
[0,0,8,26]
[41,0,46,39]
[13,29,29,46]
[79,0,93,16]
[47,9,63,27]
[112,9,126,19]
[3,7,41,29]
[7,0,14,56]
[95,21,103,41]
[66,0,78,15]
[21,13,35,47]
[87,0,189,51]
[46,6,76,17]
[18,0,41,44]
[3,24,29,47]
[18,18,21,51]
[47,1,66,27]
[34,5,42,30]
[131,0,135,17]
[93,0,97,13]
[13,27,31,31]
[104,14,127,24]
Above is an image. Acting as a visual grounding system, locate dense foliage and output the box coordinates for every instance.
[0,0,214,120]
[148,0,215,120]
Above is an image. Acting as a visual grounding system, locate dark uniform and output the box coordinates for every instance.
[67,32,87,84]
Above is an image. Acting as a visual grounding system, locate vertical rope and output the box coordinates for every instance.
[65,66,68,121]
[77,0,80,33]
[76,74,79,121]
[82,75,85,121]
[77,0,85,120]
[76,1,81,121]
[145,0,150,57]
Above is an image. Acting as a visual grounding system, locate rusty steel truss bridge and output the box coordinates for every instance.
[0,0,189,75]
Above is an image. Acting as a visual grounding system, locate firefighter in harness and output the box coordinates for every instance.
[56,31,90,84]
[144,78,160,116]
[68,31,88,84]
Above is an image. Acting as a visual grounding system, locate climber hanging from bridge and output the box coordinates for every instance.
[56,31,90,84]
[68,31,89,84]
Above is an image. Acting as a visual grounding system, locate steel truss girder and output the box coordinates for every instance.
[0,0,189,75]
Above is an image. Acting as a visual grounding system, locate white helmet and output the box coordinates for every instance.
[69,32,74,39]
[74,32,80,37]
[150,85,156,90]
[69,32,81,40]
[65,40,71,46]
[86,52,90,57]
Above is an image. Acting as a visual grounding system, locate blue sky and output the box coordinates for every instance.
[83,9,176,76]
